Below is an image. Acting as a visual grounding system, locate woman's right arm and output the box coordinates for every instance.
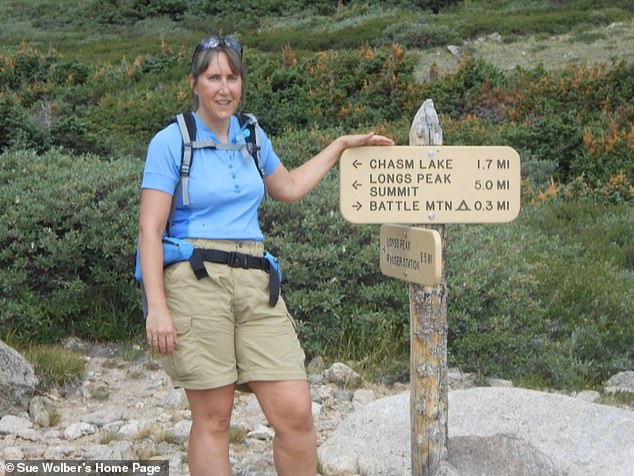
[139,188,177,354]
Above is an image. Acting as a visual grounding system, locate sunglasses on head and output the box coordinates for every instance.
[194,35,243,59]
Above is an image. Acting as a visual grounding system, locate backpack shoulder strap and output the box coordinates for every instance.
[237,112,264,179]
[175,112,196,207]
[172,112,266,210]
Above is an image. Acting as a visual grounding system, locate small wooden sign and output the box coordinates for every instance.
[380,225,442,286]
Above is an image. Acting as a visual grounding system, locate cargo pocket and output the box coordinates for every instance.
[164,314,196,383]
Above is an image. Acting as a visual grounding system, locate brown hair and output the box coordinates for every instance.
[189,46,247,110]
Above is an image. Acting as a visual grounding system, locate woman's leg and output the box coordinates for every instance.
[249,379,316,476]
[185,384,236,476]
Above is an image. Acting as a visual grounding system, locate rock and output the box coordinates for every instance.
[3,445,24,460]
[169,419,192,445]
[433,460,462,476]
[448,433,559,475]
[325,362,361,387]
[81,406,125,426]
[247,424,275,440]
[575,390,601,403]
[317,393,409,475]
[2,339,632,476]
[0,340,38,415]
[238,393,268,431]
[447,367,474,389]
[64,422,96,440]
[332,389,354,401]
[3,446,24,461]
[160,388,188,409]
[318,387,634,476]
[604,370,634,393]
[102,421,124,434]
[85,441,134,460]
[0,414,33,435]
[488,32,503,42]
[352,389,376,407]
[488,377,513,387]
[449,387,634,475]
[29,396,55,427]
[117,420,142,439]
[447,45,461,57]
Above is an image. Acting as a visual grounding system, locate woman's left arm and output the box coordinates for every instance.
[264,132,394,203]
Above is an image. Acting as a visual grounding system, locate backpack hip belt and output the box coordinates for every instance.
[189,248,280,306]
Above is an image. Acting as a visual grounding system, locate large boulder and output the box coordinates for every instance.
[318,387,634,475]
[0,340,38,415]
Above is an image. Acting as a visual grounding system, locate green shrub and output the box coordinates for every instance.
[0,149,143,343]
[258,128,410,380]
[247,46,420,135]
[424,59,634,191]
[383,21,461,49]
[446,199,634,389]
[422,56,509,119]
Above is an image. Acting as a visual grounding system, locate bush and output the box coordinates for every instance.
[423,59,634,192]
[447,199,634,389]
[383,22,461,49]
[0,149,143,343]
[261,128,410,379]
[248,46,420,136]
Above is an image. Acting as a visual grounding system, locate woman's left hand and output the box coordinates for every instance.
[340,132,395,149]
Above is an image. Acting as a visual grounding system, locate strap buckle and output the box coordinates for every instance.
[227,251,249,268]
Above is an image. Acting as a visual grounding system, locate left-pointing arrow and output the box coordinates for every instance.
[352,180,362,190]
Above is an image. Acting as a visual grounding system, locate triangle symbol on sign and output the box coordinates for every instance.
[457,200,471,211]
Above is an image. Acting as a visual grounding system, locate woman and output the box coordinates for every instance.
[138,35,394,476]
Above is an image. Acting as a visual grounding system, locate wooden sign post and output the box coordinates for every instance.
[339,98,521,475]
[408,99,448,476]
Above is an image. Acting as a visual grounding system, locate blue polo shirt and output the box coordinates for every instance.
[141,113,281,241]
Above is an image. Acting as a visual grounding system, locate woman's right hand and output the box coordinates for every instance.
[146,307,177,354]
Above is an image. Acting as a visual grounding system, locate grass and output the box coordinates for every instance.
[600,391,634,409]
[22,344,86,391]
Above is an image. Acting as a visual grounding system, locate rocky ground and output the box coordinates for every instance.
[0,339,407,476]
[1,338,632,476]
[414,18,634,80]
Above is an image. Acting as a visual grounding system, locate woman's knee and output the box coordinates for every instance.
[272,399,314,435]
[250,380,314,434]
[186,386,235,433]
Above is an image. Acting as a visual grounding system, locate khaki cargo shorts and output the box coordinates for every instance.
[161,239,306,390]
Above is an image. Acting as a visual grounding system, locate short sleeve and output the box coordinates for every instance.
[253,125,281,176]
[141,123,182,195]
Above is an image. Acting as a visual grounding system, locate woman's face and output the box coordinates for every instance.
[190,51,242,125]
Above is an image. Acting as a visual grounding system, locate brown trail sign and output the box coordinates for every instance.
[339,98,521,475]
[340,145,521,224]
